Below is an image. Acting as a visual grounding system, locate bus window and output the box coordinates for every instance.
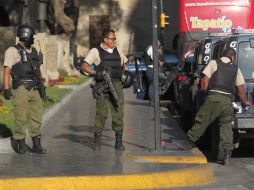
[237,42,254,79]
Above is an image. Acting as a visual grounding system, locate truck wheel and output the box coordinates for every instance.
[173,80,181,107]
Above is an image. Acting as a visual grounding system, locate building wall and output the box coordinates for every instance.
[77,0,179,56]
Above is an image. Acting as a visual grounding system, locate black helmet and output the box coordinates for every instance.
[121,70,134,88]
[17,25,36,39]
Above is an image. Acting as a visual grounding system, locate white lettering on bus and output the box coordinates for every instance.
[190,16,233,31]
[204,43,211,64]
[230,41,237,48]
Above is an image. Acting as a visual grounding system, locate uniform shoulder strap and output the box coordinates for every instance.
[97,46,104,62]
[95,46,105,71]
[12,44,23,51]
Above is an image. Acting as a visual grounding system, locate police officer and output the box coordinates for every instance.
[81,29,128,150]
[3,24,47,154]
[144,40,165,105]
[187,47,251,165]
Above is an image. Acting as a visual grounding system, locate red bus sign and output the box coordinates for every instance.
[179,0,254,61]
[180,0,253,33]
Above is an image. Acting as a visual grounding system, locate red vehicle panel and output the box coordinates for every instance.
[179,0,254,60]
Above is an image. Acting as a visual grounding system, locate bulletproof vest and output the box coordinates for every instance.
[96,46,123,79]
[11,45,41,80]
[208,58,238,94]
[144,46,153,66]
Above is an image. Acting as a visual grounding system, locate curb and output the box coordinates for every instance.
[133,148,208,164]
[0,79,93,153]
[42,78,93,122]
[0,137,13,153]
[0,164,213,190]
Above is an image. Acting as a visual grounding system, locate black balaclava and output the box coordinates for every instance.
[20,37,34,49]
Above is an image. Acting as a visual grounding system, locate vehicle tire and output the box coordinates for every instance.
[173,80,182,108]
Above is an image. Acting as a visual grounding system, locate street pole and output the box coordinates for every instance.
[21,0,29,24]
[38,0,48,32]
[152,0,161,150]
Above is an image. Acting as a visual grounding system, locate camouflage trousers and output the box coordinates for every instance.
[11,86,43,140]
[94,82,124,134]
[187,94,234,150]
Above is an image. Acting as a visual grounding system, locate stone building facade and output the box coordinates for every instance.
[77,0,179,56]
[0,0,179,87]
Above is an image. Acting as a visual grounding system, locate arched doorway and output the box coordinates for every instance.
[0,6,10,26]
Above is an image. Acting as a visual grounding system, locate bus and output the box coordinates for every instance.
[179,0,254,64]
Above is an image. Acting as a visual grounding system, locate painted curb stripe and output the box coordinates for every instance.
[133,148,208,164]
[0,164,213,190]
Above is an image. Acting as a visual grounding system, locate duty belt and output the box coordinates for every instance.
[13,79,35,90]
[208,91,232,98]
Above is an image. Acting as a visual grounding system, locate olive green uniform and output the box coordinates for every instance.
[95,82,124,133]
[85,44,128,134]
[12,86,43,140]
[187,57,245,151]
[4,46,43,140]
[187,94,234,150]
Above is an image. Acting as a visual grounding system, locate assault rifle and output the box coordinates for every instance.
[90,70,120,107]
[27,51,47,101]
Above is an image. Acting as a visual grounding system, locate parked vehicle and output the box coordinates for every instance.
[179,0,254,66]
[175,0,254,136]
[174,35,224,130]
[211,30,254,156]
[176,30,254,159]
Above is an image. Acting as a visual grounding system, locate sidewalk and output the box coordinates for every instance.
[0,79,213,190]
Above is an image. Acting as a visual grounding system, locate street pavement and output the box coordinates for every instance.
[0,80,213,190]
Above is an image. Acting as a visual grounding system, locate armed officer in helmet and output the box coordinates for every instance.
[82,29,130,150]
[186,47,251,165]
[3,25,47,154]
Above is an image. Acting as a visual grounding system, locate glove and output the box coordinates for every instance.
[94,71,104,81]
[3,89,12,100]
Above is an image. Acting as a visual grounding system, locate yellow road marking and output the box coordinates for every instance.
[0,164,213,190]
[133,148,207,163]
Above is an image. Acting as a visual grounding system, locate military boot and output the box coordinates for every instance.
[115,132,125,150]
[32,136,47,154]
[11,137,30,154]
[93,133,102,150]
[223,150,232,166]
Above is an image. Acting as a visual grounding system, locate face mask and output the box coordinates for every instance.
[21,37,34,48]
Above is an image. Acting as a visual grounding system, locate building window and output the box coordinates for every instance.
[89,15,110,48]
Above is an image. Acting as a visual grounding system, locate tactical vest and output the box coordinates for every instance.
[208,58,238,95]
[11,45,42,89]
[96,46,123,79]
[11,45,41,80]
